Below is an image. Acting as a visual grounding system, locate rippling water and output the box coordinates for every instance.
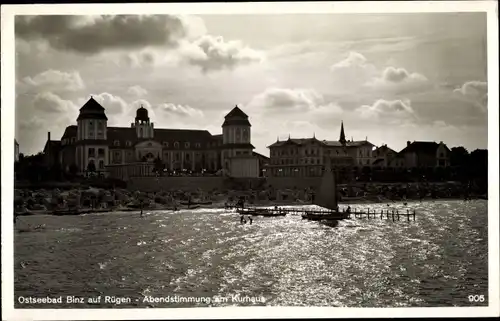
[14,200,488,308]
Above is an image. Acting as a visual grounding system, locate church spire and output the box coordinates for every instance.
[339,121,346,146]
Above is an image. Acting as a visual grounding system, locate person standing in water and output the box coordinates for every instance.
[248,216,253,225]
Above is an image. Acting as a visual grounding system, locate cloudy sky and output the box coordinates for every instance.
[15,13,488,156]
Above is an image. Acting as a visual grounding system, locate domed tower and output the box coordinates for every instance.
[76,96,109,173]
[133,105,154,139]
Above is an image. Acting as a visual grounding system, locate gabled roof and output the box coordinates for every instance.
[399,141,449,155]
[80,97,105,112]
[43,140,61,153]
[374,144,396,154]
[225,106,248,119]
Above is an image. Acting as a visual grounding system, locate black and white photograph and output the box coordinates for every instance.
[1,1,499,319]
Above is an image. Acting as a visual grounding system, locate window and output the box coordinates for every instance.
[114,140,120,146]
[196,143,201,148]
[98,148,105,157]
[186,153,190,161]
[126,141,132,147]
[88,148,95,157]
[98,122,104,130]
[99,160,104,169]
[89,132,94,137]
[163,142,169,147]
[440,153,444,158]
[185,142,190,148]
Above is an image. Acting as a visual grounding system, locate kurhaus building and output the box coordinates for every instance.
[44,97,260,179]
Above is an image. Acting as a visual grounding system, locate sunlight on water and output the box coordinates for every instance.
[14,200,488,308]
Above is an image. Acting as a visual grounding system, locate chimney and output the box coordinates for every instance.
[48,131,51,141]
[407,141,411,146]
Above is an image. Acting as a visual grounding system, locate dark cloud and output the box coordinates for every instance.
[15,15,189,54]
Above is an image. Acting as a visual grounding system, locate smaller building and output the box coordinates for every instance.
[394,141,451,168]
[253,151,270,177]
[43,132,62,169]
[372,144,397,168]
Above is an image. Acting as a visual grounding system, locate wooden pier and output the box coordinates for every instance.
[235,206,416,222]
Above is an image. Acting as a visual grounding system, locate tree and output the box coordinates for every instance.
[450,146,469,167]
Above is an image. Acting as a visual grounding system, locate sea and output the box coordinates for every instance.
[14,200,488,308]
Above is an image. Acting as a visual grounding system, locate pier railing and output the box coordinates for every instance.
[230,205,416,222]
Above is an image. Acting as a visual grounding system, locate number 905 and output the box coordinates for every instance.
[468,295,485,302]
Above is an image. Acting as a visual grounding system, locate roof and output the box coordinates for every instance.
[106,127,215,149]
[43,140,62,153]
[77,97,108,121]
[225,106,248,119]
[222,119,251,127]
[253,151,270,160]
[80,97,104,112]
[267,137,372,148]
[267,138,321,148]
[61,125,77,139]
[323,140,371,147]
[222,143,255,149]
[399,141,449,155]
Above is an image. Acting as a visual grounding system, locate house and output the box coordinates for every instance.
[394,141,451,168]
[372,144,397,168]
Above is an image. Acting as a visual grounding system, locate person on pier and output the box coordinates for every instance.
[346,206,351,214]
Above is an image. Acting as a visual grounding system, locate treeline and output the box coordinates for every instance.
[352,148,488,189]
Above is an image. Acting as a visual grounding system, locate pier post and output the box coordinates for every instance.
[413,210,416,221]
[380,210,383,219]
[392,210,395,222]
[397,210,400,221]
[367,209,370,219]
[386,210,389,219]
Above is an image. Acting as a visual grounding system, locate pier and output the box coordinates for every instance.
[235,206,417,221]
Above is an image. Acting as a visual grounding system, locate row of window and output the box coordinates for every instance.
[62,137,77,145]
[112,140,220,148]
[271,148,355,157]
[88,148,105,158]
[271,158,322,165]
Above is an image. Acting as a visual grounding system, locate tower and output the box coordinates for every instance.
[76,97,109,173]
[133,105,154,139]
[221,105,254,168]
[339,121,346,147]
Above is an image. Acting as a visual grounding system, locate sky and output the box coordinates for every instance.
[14,13,488,156]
